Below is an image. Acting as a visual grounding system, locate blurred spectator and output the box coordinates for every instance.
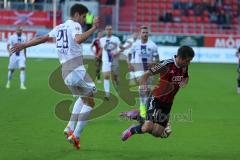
[172,0,181,9]
[209,11,218,23]
[159,11,173,23]
[225,12,233,29]
[194,4,203,16]
[217,10,227,29]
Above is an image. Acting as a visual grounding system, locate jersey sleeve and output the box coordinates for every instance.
[70,22,82,39]
[149,60,168,75]
[48,27,57,38]
[7,36,13,45]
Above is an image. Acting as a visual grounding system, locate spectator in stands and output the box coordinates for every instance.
[217,10,227,29]
[194,4,203,16]
[159,11,173,23]
[225,12,233,29]
[209,11,218,23]
[172,0,181,9]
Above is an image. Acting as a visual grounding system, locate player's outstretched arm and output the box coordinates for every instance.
[75,17,99,44]
[10,35,50,54]
[139,70,152,90]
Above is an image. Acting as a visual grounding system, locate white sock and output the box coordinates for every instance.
[73,104,93,138]
[129,71,135,80]
[7,70,13,82]
[67,97,83,131]
[104,79,110,97]
[20,70,25,86]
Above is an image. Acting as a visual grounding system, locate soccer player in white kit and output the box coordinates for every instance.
[11,4,99,150]
[99,25,122,100]
[128,26,159,118]
[124,31,139,85]
[6,26,27,90]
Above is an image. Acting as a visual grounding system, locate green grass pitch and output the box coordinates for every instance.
[0,57,239,160]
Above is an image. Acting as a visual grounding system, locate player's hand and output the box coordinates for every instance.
[92,17,99,29]
[10,43,24,55]
[179,78,189,88]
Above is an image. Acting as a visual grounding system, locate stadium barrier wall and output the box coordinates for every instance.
[0,42,238,64]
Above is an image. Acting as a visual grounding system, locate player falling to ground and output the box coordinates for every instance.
[6,26,27,90]
[236,47,240,94]
[10,4,99,150]
[121,46,195,141]
[99,25,123,100]
[128,26,159,118]
[124,31,139,85]
[91,31,102,83]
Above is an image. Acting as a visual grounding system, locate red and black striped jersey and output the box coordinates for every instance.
[92,38,101,57]
[149,55,189,103]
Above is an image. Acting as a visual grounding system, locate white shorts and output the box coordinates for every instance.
[63,69,96,96]
[102,62,112,73]
[8,55,26,69]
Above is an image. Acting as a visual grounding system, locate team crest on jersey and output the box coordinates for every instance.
[75,27,80,31]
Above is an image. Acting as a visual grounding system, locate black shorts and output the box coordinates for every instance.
[146,95,172,127]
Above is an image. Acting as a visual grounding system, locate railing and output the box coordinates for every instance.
[0,1,55,11]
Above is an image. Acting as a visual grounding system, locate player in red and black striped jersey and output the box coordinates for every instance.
[91,31,102,83]
[121,46,195,141]
[236,47,240,94]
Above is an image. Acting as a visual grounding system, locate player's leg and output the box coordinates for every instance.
[19,68,26,89]
[6,55,17,88]
[6,69,14,88]
[67,71,96,149]
[72,95,94,139]
[111,64,119,93]
[151,122,172,138]
[64,96,84,136]
[121,120,153,141]
[68,93,95,149]
[19,57,27,89]
[139,77,153,118]
[96,58,102,83]
[102,62,111,100]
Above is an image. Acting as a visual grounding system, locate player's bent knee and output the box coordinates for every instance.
[142,121,153,133]
[82,97,95,108]
[151,124,164,138]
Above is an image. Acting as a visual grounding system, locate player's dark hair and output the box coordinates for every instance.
[140,25,148,30]
[70,4,88,17]
[177,46,195,59]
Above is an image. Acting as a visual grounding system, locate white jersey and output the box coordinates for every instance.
[123,37,138,57]
[130,39,158,76]
[8,34,26,57]
[100,35,121,63]
[48,19,83,66]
